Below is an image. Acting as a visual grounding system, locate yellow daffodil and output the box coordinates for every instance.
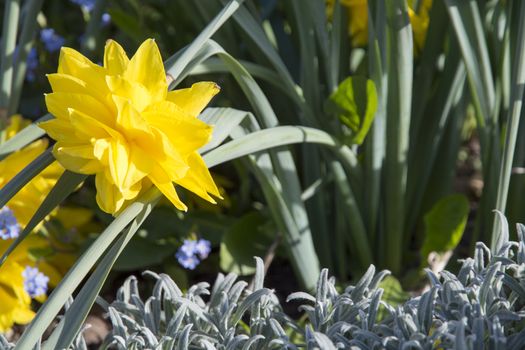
[0,260,34,332]
[39,39,222,215]
[4,114,31,140]
[0,116,64,229]
[0,235,60,332]
[326,0,432,52]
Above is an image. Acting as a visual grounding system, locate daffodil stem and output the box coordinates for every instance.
[8,0,44,116]
[491,0,525,251]
[0,0,21,126]
[165,0,244,84]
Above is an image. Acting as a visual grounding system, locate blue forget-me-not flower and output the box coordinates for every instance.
[0,207,20,240]
[22,266,49,298]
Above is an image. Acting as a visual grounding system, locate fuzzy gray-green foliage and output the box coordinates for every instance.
[96,257,296,349]
[3,219,525,349]
[97,222,525,349]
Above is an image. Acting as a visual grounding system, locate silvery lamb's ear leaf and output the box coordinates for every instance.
[253,256,265,291]
[349,329,382,345]
[116,276,137,302]
[143,298,159,335]
[517,223,525,243]
[369,268,391,290]
[227,335,249,349]
[367,289,383,329]
[479,262,502,313]
[474,242,491,272]
[210,273,238,307]
[350,265,375,301]
[417,288,437,334]
[228,280,248,305]
[131,295,145,313]
[140,326,158,347]
[166,304,188,337]
[287,292,316,303]
[231,288,273,325]
[269,318,287,337]
[311,332,337,350]
[241,335,265,350]
[160,336,176,350]
[499,272,525,301]
[518,239,525,265]
[316,269,329,303]
[176,324,193,350]
[108,307,128,339]
[401,340,422,350]
[493,210,509,256]
[143,272,183,299]
[173,298,207,320]
[457,258,474,285]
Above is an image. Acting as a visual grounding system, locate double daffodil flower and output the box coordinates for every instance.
[40,39,222,214]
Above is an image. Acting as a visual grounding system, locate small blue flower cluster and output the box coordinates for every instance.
[175,239,212,270]
[70,0,111,26]
[22,266,49,298]
[0,207,20,240]
[40,28,65,53]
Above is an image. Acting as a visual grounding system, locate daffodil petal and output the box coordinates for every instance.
[166,82,220,117]
[46,92,114,126]
[107,76,152,112]
[144,101,212,155]
[95,173,125,214]
[175,151,222,203]
[104,39,129,76]
[108,138,129,190]
[67,108,121,140]
[148,168,187,211]
[124,39,167,103]
[54,144,102,174]
[58,47,108,93]
[38,119,78,145]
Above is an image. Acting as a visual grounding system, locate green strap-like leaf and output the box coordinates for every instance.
[45,195,158,350]
[14,188,161,350]
[0,114,51,160]
[0,170,86,267]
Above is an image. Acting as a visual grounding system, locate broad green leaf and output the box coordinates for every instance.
[422,194,469,259]
[220,212,273,275]
[328,76,378,145]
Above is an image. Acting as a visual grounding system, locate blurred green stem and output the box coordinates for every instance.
[384,0,413,274]
[0,0,21,127]
[491,0,525,251]
[9,0,43,116]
